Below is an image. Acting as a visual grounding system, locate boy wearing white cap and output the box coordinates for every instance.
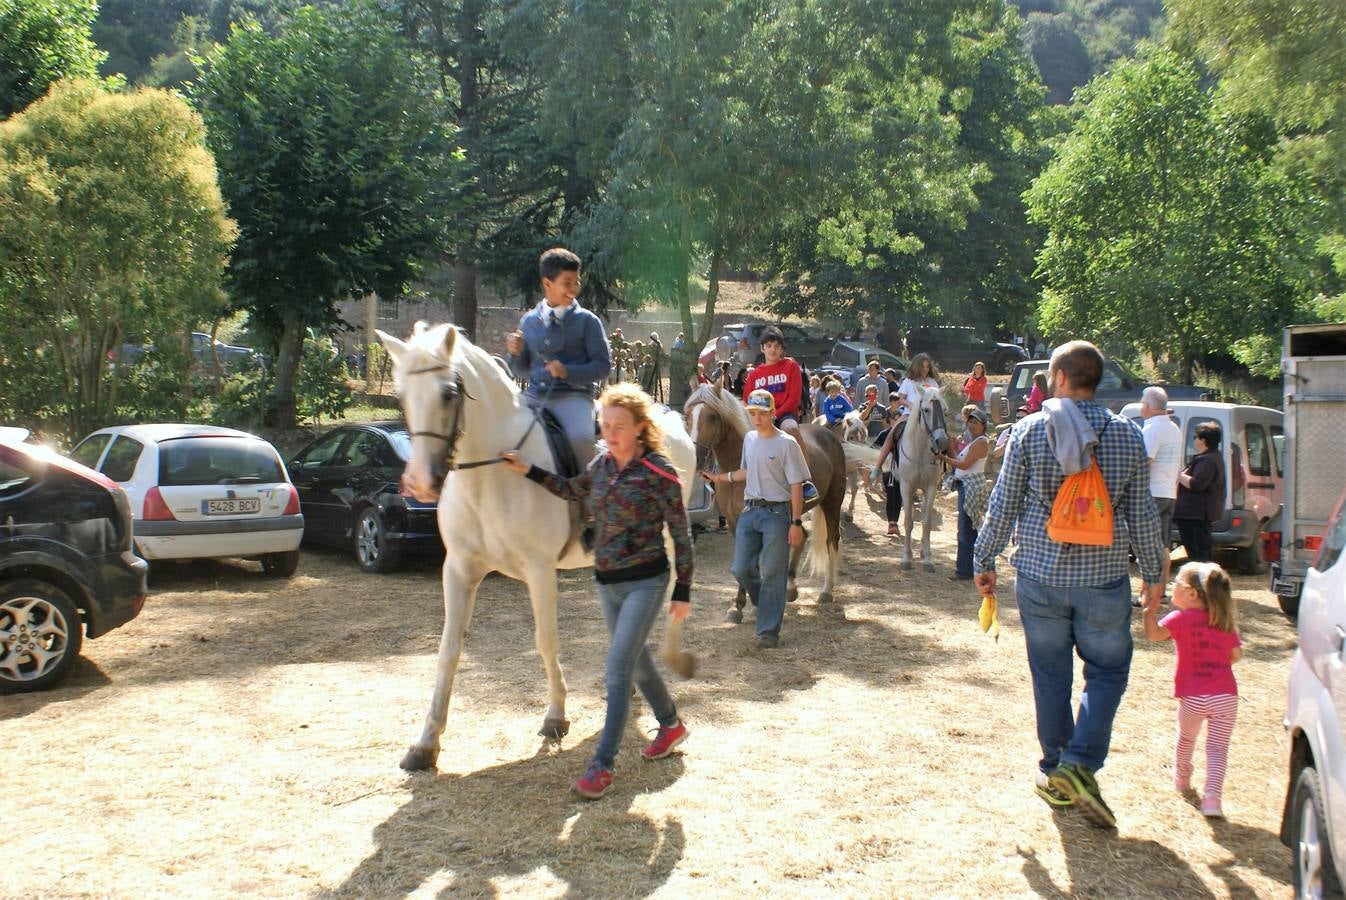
[704,389,808,649]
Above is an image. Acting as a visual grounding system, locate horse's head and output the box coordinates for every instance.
[376,322,465,502]
[684,382,747,473]
[919,386,949,455]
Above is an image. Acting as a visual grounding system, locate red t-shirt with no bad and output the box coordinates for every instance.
[742,358,803,418]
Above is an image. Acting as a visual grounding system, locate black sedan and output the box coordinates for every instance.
[288,422,440,573]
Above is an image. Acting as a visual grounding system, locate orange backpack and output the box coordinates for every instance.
[1046,422,1114,546]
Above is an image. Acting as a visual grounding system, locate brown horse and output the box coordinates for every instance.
[684,384,847,622]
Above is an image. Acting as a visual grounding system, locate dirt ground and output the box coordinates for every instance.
[8,486,1296,898]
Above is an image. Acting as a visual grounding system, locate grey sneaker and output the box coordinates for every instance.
[1034,771,1072,809]
[1048,762,1116,829]
[755,633,780,649]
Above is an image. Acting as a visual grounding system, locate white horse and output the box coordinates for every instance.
[896,385,949,571]
[378,322,697,771]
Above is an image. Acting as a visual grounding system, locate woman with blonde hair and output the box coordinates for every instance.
[499,382,693,800]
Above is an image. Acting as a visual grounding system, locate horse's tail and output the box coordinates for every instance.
[841,440,879,472]
[804,503,832,579]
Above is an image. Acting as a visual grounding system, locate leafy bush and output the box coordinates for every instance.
[294,335,352,429]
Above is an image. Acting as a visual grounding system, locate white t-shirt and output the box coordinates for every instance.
[953,435,989,481]
[1143,413,1184,499]
[743,429,810,502]
[896,376,938,416]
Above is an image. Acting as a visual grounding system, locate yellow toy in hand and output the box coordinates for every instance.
[978,593,1001,642]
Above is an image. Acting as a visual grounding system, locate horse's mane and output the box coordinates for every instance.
[684,383,750,439]
[395,321,519,398]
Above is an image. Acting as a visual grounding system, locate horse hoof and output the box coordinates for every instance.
[923,562,935,573]
[725,608,743,624]
[539,717,570,741]
[786,585,798,604]
[842,511,853,522]
[400,746,439,771]
[819,591,834,604]
[900,560,913,571]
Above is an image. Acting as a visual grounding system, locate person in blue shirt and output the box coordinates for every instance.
[506,248,612,467]
[820,379,853,429]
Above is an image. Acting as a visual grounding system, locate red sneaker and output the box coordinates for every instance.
[642,719,689,760]
[571,762,613,799]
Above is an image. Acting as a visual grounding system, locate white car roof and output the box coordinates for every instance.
[1119,400,1281,417]
[83,423,267,444]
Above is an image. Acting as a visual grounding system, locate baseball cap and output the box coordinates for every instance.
[746,390,776,412]
[966,407,989,425]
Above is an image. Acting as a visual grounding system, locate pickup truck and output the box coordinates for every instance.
[999,359,1215,418]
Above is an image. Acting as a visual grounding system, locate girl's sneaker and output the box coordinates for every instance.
[1201,797,1224,818]
[571,762,613,799]
[1174,772,1192,793]
[642,719,689,760]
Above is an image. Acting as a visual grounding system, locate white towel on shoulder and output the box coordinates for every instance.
[1042,397,1098,475]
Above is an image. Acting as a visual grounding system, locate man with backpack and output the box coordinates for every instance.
[973,341,1165,830]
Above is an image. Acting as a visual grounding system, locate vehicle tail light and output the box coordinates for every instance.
[1260,530,1281,562]
[1304,534,1324,553]
[281,484,301,516]
[739,338,749,350]
[1231,516,1243,529]
[142,486,175,521]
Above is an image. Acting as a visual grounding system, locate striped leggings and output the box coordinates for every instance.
[1175,693,1238,800]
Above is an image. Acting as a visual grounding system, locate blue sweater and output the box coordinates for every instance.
[822,393,853,425]
[508,302,612,398]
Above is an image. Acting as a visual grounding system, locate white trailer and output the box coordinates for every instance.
[1270,323,1346,616]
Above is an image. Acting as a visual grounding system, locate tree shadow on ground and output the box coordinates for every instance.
[1019,811,1218,898]
[326,732,685,898]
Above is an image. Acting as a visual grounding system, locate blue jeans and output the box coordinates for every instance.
[594,573,677,769]
[955,480,978,578]
[1015,574,1133,775]
[730,503,791,637]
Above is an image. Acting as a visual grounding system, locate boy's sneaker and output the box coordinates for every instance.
[571,762,613,800]
[1048,762,1117,829]
[642,719,689,760]
[801,481,819,509]
[1201,798,1224,818]
[1034,771,1072,809]
[887,522,900,535]
[756,633,780,649]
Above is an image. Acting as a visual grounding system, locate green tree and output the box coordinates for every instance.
[1021,12,1091,104]
[0,0,119,118]
[759,3,1053,345]
[194,1,464,426]
[1025,47,1313,380]
[1169,0,1346,325]
[0,80,235,437]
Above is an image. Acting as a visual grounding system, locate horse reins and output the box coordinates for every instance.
[404,363,556,471]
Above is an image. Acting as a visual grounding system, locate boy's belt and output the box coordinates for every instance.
[744,498,789,508]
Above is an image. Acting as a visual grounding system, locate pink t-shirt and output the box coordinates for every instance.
[1160,607,1241,698]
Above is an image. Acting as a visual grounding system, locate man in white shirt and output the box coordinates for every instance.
[1141,386,1183,593]
[704,389,808,649]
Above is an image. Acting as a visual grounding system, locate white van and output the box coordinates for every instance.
[1120,400,1284,574]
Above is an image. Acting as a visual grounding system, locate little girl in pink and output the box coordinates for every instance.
[1143,561,1242,817]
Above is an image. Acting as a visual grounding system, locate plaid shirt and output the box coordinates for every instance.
[973,399,1165,585]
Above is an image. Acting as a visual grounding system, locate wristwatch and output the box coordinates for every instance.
[792,518,804,526]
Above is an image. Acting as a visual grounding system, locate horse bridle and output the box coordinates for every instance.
[403,365,504,472]
[403,363,551,472]
[898,396,947,466]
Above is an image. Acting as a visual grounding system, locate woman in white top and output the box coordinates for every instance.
[939,406,989,581]
[895,353,940,417]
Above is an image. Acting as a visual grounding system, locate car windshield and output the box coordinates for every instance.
[158,437,284,486]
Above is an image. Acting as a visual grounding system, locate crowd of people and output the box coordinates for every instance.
[501,248,1240,825]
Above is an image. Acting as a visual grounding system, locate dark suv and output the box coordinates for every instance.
[906,325,1028,374]
[0,434,148,693]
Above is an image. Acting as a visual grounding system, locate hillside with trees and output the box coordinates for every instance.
[1011,0,1165,104]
